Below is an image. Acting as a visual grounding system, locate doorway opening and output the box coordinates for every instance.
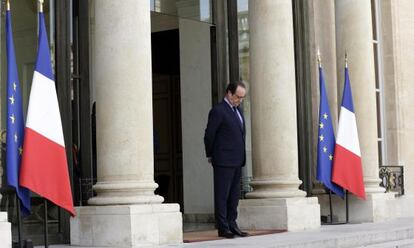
[151,29,184,210]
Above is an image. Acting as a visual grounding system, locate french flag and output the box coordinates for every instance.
[19,11,75,216]
[332,65,366,200]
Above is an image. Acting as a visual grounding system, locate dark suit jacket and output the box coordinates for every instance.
[204,100,246,167]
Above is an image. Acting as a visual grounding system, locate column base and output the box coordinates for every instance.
[70,204,182,247]
[318,192,397,223]
[238,197,320,231]
[0,212,11,247]
[396,194,414,218]
[349,193,396,223]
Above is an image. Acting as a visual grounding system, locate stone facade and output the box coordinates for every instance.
[3,0,414,247]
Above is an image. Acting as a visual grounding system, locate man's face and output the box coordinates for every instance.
[227,86,246,107]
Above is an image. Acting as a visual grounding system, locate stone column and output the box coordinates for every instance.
[238,0,320,231]
[70,1,182,246]
[335,0,395,223]
[88,0,161,207]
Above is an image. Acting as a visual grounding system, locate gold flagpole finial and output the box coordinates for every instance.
[317,49,321,68]
[345,52,348,68]
[6,0,10,11]
[39,0,44,13]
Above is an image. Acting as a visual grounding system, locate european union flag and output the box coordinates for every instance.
[316,65,344,197]
[6,6,31,215]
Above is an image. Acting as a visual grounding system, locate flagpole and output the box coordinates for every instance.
[328,190,333,223]
[44,199,49,248]
[317,49,321,68]
[39,0,44,13]
[8,2,23,247]
[37,1,49,247]
[345,190,349,223]
[344,54,350,224]
[16,197,23,248]
[317,50,337,224]
[345,52,348,68]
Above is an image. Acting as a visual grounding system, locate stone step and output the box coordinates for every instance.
[29,218,414,248]
[358,238,414,248]
[159,218,414,248]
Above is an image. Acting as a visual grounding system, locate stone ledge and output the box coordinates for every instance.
[347,192,396,223]
[238,197,320,231]
[318,192,397,223]
[71,204,182,247]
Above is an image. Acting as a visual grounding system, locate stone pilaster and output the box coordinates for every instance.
[335,0,394,223]
[70,1,182,246]
[238,0,320,231]
[382,1,414,218]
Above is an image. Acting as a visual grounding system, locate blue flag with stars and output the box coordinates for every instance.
[316,66,344,197]
[6,7,31,215]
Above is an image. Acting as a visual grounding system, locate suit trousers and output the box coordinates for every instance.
[213,166,242,231]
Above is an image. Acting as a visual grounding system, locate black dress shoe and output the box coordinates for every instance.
[218,229,235,239]
[230,227,249,237]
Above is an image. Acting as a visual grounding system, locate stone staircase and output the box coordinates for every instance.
[25,217,414,248]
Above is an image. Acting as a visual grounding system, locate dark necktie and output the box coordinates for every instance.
[233,107,242,127]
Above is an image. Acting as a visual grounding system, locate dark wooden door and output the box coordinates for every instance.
[152,74,183,209]
[151,29,183,209]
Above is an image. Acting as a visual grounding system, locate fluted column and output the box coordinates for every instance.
[247,0,305,198]
[335,0,383,194]
[88,0,163,205]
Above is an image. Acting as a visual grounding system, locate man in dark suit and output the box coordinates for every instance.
[204,81,248,239]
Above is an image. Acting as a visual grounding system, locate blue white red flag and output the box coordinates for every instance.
[332,66,366,200]
[20,11,75,216]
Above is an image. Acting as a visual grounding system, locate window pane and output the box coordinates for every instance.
[371,0,377,40]
[373,43,380,89]
[378,141,383,165]
[376,92,382,138]
[150,0,213,24]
